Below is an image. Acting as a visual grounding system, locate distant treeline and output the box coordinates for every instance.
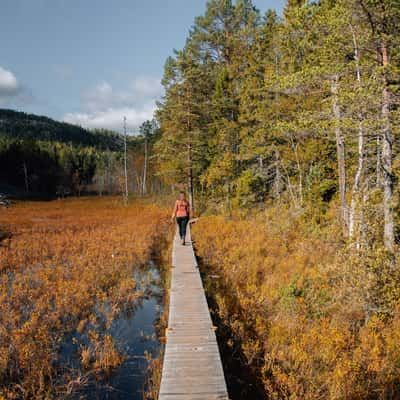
[0,109,121,150]
[0,109,162,197]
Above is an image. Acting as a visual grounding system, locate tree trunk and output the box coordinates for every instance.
[381,42,395,252]
[142,136,148,196]
[187,142,194,214]
[281,161,298,209]
[349,122,364,245]
[331,74,347,232]
[123,117,129,203]
[289,134,303,207]
[274,150,281,201]
[376,136,382,187]
[23,161,29,193]
[348,26,365,248]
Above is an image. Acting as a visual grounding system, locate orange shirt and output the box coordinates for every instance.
[174,200,189,217]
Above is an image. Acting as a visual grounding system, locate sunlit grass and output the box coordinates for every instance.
[0,197,170,398]
[193,205,400,400]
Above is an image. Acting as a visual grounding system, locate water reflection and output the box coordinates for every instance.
[66,262,164,400]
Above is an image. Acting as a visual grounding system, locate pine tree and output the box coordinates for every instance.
[354,0,400,252]
[155,0,399,250]
[155,50,212,211]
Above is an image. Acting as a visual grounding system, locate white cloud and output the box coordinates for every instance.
[0,66,19,94]
[81,77,162,111]
[0,66,21,105]
[64,76,163,132]
[64,104,156,132]
[81,81,116,112]
[0,66,34,107]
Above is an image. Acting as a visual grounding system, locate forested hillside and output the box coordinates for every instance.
[154,0,400,398]
[0,110,161,197]
[0,109,121,150]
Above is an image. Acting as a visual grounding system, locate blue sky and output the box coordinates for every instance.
[1,0,285,132]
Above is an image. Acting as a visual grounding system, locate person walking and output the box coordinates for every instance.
[171,191,190,245]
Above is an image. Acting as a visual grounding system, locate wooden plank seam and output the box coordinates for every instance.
[158,224,230,400]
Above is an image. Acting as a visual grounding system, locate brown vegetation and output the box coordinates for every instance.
[0,197,170,399]
[193,204,400,400]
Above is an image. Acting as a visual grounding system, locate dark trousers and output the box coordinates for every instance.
[176,216,189,239]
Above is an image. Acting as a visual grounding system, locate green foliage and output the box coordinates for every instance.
[0,110,162,197]
[232,169,265,207]
[0,109,122,150]
[155,0,400,247]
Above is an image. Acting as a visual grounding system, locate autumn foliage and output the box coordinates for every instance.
[0,198,170,399]
[193,205,400,400]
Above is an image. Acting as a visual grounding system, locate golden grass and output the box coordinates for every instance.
[193,206,400,400]
[0,197,171,399]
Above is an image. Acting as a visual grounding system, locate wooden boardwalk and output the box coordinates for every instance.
[158,225,229,400]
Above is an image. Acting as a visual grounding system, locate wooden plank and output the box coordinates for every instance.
[158,225,229,400]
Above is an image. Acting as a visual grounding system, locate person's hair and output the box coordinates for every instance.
[179,191,185,195]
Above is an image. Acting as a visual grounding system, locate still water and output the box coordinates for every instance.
[63,262,164,400]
